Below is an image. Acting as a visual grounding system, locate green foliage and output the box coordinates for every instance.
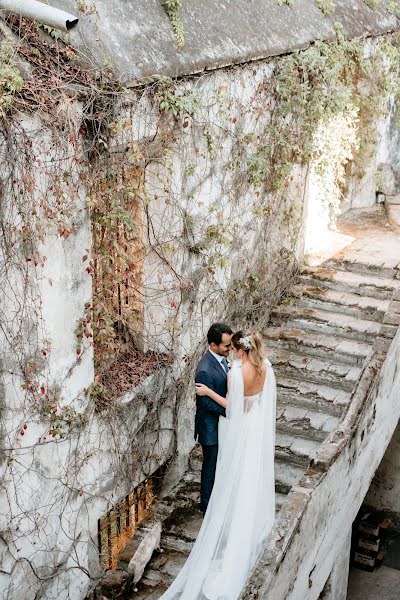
[0,41,23,115]
[277,0,294,5]
[154,76,200,117]
[161,0,185,48]
[247,30,400,196]
[388,0,400,18]
[40,401,87,439]
[315,0,335,15]
[363,0,380,9]
[204,129,216,159]
[248,33,363,191]
[39,23,71,44]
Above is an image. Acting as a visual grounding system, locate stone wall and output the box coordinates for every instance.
[1,28,400,600]
[50,0,399,81]
[364,420,400,524]
[0,61,305,599]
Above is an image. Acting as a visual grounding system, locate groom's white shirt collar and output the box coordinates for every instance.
[208,347,224,364]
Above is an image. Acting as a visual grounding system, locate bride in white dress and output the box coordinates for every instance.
[159,331,276,600]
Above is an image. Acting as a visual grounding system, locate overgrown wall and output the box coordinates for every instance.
[0,24,399,600]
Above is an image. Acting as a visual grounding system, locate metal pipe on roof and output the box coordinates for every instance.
[0,0,79,32]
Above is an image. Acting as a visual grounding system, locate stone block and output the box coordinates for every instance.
[376,163,398,196]
[385,201,400,231]
[386,193,400,205]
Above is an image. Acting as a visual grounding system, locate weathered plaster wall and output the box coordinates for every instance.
[364,419,400,522]
[318,531,351,600]
[0,118,178,600]
[1,22,400,600]
[50,0,399,82]
[112,58,308,487]
[0,60,307,599]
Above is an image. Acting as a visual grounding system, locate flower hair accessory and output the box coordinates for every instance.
[239,335,252,350]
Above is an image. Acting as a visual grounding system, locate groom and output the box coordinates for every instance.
[195,322,233,514]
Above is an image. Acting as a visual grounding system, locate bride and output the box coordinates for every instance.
[159,331,276,600]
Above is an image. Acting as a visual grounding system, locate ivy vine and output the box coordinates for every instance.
[246,29,400,206]
[0,41,23,115]
[363,0,380,9]
[161,0,185,48]
[153,75,200,116]
[315,0,335,15]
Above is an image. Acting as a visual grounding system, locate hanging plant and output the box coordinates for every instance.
[161,0,185,48]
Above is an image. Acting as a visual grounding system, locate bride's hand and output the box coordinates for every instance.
[195,383,211,396]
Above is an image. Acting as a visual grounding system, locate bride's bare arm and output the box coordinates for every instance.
[195,383,228,408]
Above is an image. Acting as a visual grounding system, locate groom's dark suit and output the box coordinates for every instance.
[195,350,227,512]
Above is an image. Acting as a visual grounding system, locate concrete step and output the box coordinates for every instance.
[277,377,351,416]
[145,550,186,585]
[188,422,328,474]
[264,326,371,366]
[158,488,287,552]
[130,486,288,599]
[130,581,168,600]
[276,491,287,511]
[275,459,305,495]
[292,284,390,322]
[270,305,382,343]
[276,405,340,442]
[300,267,399,299]
[322,258,400,281]
[267,348,361,391]
[173,448,299,509]
[275,432,320,467]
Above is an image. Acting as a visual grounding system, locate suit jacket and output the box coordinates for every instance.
[194,350,227,446]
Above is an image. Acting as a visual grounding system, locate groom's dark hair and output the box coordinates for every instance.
[207,323,233,345]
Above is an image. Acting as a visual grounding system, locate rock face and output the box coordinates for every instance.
[104,207,400,600]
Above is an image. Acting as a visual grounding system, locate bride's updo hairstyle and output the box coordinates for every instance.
[231,331,266,377]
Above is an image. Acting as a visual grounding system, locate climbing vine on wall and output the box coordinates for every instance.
[1,14,399,429]
[1,8,399,597]
[0,40,23,114]
[247,29,400,213]
[388,0,400,17]
[363,0,380,9]
[161,0,185,47]
[314,0,335,15]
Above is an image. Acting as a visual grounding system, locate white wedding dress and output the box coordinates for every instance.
[159,358,276,600]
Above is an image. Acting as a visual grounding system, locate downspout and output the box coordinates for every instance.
[0,0,79,32]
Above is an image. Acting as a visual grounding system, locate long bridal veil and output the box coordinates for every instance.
[159,358,276,600]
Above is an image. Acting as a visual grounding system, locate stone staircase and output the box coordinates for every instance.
[98,256,400,600]
[265,260,398,502]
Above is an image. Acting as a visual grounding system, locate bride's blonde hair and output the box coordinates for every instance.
[231,331,266,377]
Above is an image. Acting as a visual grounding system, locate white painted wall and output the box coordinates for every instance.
[364,419,400,520]
[1,36,399,600]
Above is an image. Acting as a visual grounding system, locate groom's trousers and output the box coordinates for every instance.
[200,444,218,512]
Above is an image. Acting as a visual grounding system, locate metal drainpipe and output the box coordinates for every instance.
[0,0,79,32]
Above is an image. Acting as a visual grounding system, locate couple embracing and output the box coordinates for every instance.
[160,323,277,600]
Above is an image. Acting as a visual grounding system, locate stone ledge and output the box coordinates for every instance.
[45,0,400,83]
[385,201,400,230]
